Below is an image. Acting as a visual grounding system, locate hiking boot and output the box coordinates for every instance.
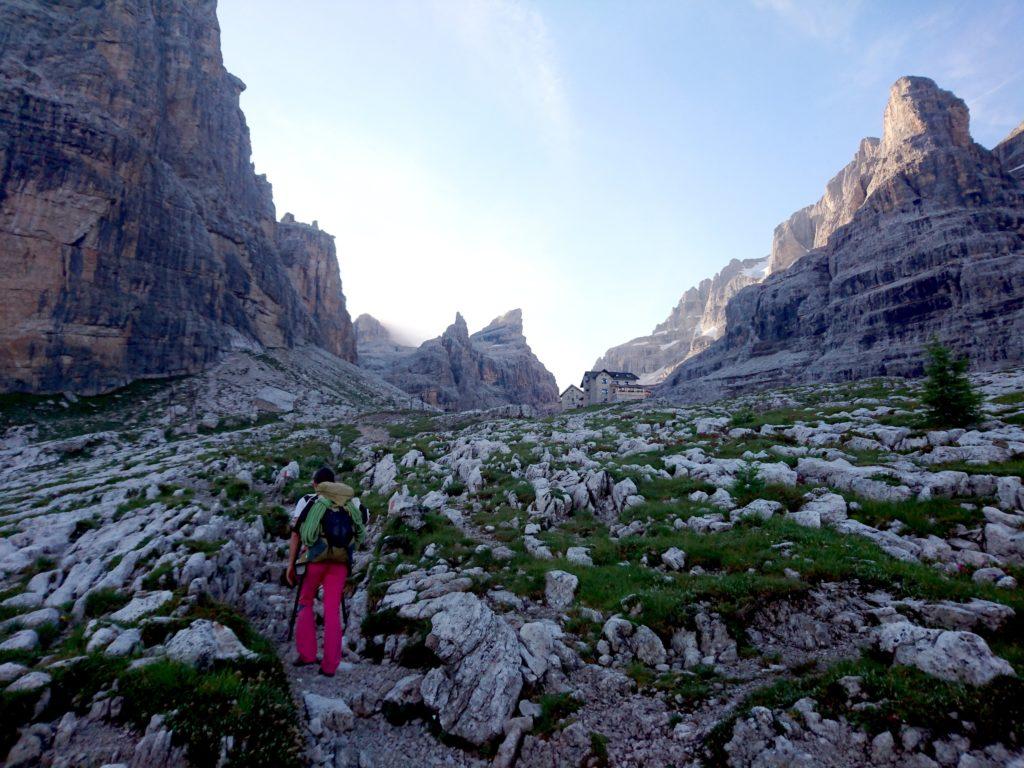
[318,668,336,678]
[293,657,318,668]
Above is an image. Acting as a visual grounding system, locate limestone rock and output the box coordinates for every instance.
[110,592,174,624]
[303,692,355,732]
[544,570,578,610]
[164,619,256,668]
[0,0,355,395]
[662,76,1024,402]
[398,592,523,745]
[875,620,1015,686]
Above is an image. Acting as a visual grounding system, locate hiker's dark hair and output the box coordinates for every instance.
[313,466,335,485]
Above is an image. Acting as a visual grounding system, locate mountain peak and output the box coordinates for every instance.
[480,309,523,334]
[353,313,390,342]
[444,312,470,342]
[881,76,971,155]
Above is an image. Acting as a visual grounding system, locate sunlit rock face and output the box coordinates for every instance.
[662,76,1024,402]
[0,0,355,395]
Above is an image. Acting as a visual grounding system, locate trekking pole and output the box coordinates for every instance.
[286,565,306,641]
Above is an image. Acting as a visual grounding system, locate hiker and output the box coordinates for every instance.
[286,466,367,677]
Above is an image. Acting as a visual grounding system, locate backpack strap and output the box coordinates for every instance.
[345,499,368,546]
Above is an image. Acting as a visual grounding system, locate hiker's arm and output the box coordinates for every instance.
[286,531,300,585]
[351,506,367,546]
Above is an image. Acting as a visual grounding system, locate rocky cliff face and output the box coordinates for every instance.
[594,257,768,383]
[768,138,881,274]
[663,76,1024,401]
[596,101,891,384]
[996,121,1024,181]
[276,214,356,363]
[0,0,355,395]
[358,309,559,411]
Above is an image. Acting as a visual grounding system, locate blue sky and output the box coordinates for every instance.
[217,0,1024,390]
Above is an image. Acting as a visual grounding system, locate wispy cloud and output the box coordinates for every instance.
[835,0,1024,144]
[752,0,863,40]
[426,0,572,151]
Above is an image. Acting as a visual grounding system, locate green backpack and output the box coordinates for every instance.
[299,498,359,564]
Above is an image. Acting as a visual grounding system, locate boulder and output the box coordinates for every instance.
[984,522,1024,564]
[0,629,39,652]
[5,670,50,693]
[303,692,355,732]
[631,625,667,666]
[383,674,424,709]
[104,628,143,657]
[164,620,256,668]
[399,592,522,745]
[110,591,174,624]
[544,570,578,609]
[565,547,593,567]
[875,621,1015,686]
[661,547,687,571]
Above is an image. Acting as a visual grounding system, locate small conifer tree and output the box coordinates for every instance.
[921,340,982,427]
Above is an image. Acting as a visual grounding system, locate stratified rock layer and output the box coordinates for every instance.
[996,121,1024,181]
[596,116,886,385]
[0,0,355,394]
[663,76,1024,401]
[357,310,558,411]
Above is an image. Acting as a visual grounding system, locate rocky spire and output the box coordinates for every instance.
[879,76,971,156]
[444,313,471,343]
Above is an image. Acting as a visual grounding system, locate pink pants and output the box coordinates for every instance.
[295,562,348,674]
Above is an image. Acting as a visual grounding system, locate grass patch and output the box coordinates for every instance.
[991,391,1024,405]
[142,562,174,591]
[84,588,131,618]
[627,662,720,704]
[183,538,226,555]
[848,496,983,538]
[118,659,302,767]
[533,692,582,735]
[928,458,1024,477]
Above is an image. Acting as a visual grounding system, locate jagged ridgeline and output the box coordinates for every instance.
[354,310,559,412]
[597,78,1024,399]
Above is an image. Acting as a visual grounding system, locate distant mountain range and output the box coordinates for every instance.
[354,310,559,411]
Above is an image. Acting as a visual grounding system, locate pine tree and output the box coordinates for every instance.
[921,340,982,427]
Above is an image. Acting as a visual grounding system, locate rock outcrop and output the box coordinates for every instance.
[0,0,356,395]
[356,309,559,411]
[353,314,416,373]
[996,120,1024,181]
[594,256,768,383]
[663,76,1024,401]
[767,137,881,274]
[276,214,357,364]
